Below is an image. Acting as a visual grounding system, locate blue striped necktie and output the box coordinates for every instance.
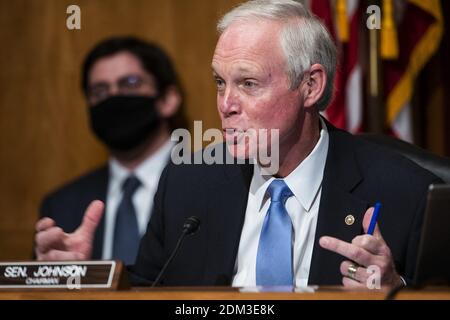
[256,179,294,286]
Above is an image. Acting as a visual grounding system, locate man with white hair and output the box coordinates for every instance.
[35,0,440,288]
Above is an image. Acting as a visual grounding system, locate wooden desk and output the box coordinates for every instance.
[0,287,448,300]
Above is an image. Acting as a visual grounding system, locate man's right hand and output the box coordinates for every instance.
[34,200,104,260]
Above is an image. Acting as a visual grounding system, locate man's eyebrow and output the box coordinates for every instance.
[211,68,221,77]
[211,66,259,77]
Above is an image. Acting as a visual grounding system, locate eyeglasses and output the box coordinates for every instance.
[87,74,155,103]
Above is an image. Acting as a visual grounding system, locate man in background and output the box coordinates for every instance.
[36,36,187,264]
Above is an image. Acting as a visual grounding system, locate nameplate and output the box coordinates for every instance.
[0,261,128,290]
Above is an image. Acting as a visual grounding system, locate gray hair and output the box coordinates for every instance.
[217,0,337,111]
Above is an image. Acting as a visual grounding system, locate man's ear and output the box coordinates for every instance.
[157,86,182,119]
[302,64,327,108]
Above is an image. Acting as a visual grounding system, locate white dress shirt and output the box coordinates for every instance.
[232,119,329,287]
[101,139,174,260]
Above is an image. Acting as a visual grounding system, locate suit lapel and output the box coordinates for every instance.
[90,166,109,259]
[203,163,253,285]
[308,123,369,285]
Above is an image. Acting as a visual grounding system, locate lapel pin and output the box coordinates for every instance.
[345,215,355,226]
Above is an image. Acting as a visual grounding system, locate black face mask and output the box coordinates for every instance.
[89,95,161,151]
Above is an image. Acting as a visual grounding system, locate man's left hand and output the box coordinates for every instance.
[319,207,403,289]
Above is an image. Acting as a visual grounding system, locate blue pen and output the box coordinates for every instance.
[367,202,381,235]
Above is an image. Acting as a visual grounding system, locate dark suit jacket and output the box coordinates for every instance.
[40,165,109,259]
[131,122,441,286]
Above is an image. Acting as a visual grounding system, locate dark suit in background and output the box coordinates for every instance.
[40,166,108,259]
[130,122,441,286]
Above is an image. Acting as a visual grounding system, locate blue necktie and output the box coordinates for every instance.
[256,179,294,286]
[112,175,141,265]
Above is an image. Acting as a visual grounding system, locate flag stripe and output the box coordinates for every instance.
[386,0,443,126]
[312,0,363,133]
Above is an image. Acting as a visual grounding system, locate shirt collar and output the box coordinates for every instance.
[250,118,329,212]
[108,139,174,194]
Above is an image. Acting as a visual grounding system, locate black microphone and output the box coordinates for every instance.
[151,216,201,287]
[182,216,201,236]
